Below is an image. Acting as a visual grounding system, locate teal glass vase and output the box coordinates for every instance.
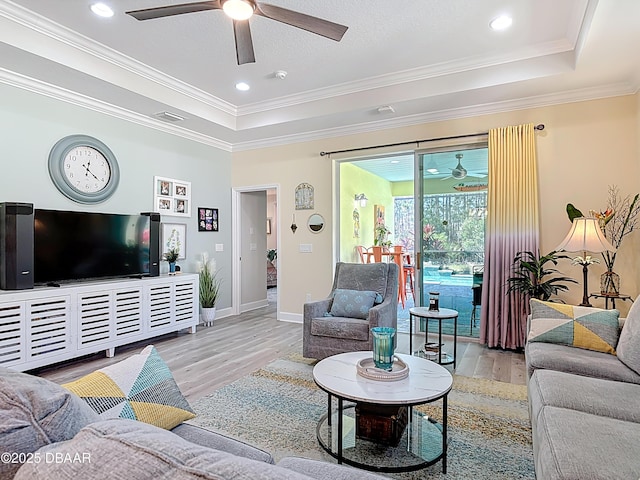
[371,327,396,371]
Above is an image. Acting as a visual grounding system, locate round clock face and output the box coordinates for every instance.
[63,146,112,193]
[49,135,120,204]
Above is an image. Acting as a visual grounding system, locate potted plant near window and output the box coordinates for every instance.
[198,252,222,327]
[507,250,577,302]
[163,248,179,274]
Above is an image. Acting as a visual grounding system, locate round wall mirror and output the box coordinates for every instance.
[308,213,325,233]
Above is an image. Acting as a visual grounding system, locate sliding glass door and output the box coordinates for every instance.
[414,144,488,337]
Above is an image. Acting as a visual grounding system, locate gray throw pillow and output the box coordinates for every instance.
[15,419,315,480]
[0,367,100,479]
[617,296,640,375]
[329,289,378,319]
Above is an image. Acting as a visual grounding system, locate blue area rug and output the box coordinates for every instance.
[190,355,535,480]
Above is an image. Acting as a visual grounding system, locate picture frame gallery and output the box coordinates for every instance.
[154,176,191,217]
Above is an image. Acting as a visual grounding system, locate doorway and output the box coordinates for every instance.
[231,185,280,316]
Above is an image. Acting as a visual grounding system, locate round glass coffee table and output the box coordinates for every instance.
[313,351,453,473]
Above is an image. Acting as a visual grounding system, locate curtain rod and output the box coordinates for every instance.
[319,123,545,157]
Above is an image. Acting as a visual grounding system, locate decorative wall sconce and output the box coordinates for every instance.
[290,214,298,234]
[354,193,368,208]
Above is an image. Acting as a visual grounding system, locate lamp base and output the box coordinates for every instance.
[580,264,592,307]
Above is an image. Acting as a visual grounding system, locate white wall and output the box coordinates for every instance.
[0,82,233,309]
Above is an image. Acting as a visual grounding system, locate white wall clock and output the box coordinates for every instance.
[48,134,120,204]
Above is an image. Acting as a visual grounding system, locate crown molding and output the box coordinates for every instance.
[0,0,236,115]
[0,67,232,151]
[232,82,636,152]
[237,39,576,116]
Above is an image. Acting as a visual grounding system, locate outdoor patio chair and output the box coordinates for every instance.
[302,262,399,360]
[356,245,369,263]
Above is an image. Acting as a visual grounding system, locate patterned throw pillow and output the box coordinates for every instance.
[328,289,380,319]
[63,345,195,430]
[528,299,620,354]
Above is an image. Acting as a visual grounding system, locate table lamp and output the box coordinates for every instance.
[555,217,615,307]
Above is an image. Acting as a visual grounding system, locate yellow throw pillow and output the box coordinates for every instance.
[63,345,194,430]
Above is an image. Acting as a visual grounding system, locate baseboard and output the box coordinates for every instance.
[240,298,268,313]
[278,311,302,323]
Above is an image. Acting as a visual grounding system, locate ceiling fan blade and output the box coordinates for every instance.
[233,20,255,65]
[126,1,221,21]
[255,3,348,41]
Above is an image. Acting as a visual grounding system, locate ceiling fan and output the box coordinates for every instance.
[438,153,487,180]
[126,0,349,65]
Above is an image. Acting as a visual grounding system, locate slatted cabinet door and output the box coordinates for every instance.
[174,278,197,328]
[26,296,72,367]
[0,301,25,368]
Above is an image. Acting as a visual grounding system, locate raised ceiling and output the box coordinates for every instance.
[0,0,638,151]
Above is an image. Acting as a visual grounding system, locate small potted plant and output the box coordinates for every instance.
[198,252,222,326]
[163,248,180,274]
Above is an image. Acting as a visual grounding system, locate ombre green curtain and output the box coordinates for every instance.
[480,123,540,349]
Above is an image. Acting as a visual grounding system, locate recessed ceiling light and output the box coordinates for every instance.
[390,160,400,164]
[90,2,114,18]
[222,0,255,21]
[490,15,512,31]
[235,82,250,91]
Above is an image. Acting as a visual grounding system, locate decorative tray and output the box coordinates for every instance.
[356,356,409,381]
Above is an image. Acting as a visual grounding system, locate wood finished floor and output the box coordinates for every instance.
[34,300,526,401]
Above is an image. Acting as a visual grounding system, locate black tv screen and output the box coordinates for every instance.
[34,209,151,285]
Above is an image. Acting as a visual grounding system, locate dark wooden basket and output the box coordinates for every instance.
[355,402,408,446]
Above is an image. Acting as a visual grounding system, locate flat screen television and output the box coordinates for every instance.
[34,209,151,285]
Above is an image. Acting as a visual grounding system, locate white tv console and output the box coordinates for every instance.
[0,274,199,372]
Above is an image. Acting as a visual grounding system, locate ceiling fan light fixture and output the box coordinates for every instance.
[222,0,255,21]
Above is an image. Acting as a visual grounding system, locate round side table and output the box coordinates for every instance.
[409,307,458,368]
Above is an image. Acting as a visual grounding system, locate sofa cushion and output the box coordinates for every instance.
[525,341,640,383]
[533,406,640,480]
[171,423,274,464]
[328,289,379,319]
[528,299,620,354]
[278,457,391,480]
[14,419,315,480]
[616,295,640,375]
[529,369,640,423]
[0,367,100,479]
[310,316,369,341]
[63,345,195,430]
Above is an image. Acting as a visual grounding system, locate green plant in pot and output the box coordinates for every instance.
[198,252,222,327]
[507,250,577,302]
[267,248,277,265]
[163,248,180,273]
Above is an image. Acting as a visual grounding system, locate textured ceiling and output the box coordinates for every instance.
[0,0,638,151]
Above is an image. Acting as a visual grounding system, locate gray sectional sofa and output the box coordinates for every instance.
[0,367,390,480]
[525,297,640,479]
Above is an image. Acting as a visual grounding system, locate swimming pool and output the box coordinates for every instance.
[423,270,474,286]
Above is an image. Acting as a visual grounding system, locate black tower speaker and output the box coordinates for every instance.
[141,212,160,277]
[0,202,34,290]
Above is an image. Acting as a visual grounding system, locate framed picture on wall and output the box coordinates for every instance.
[162,223,186,259]
[198,207,218,232]
[154,176,191,217]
